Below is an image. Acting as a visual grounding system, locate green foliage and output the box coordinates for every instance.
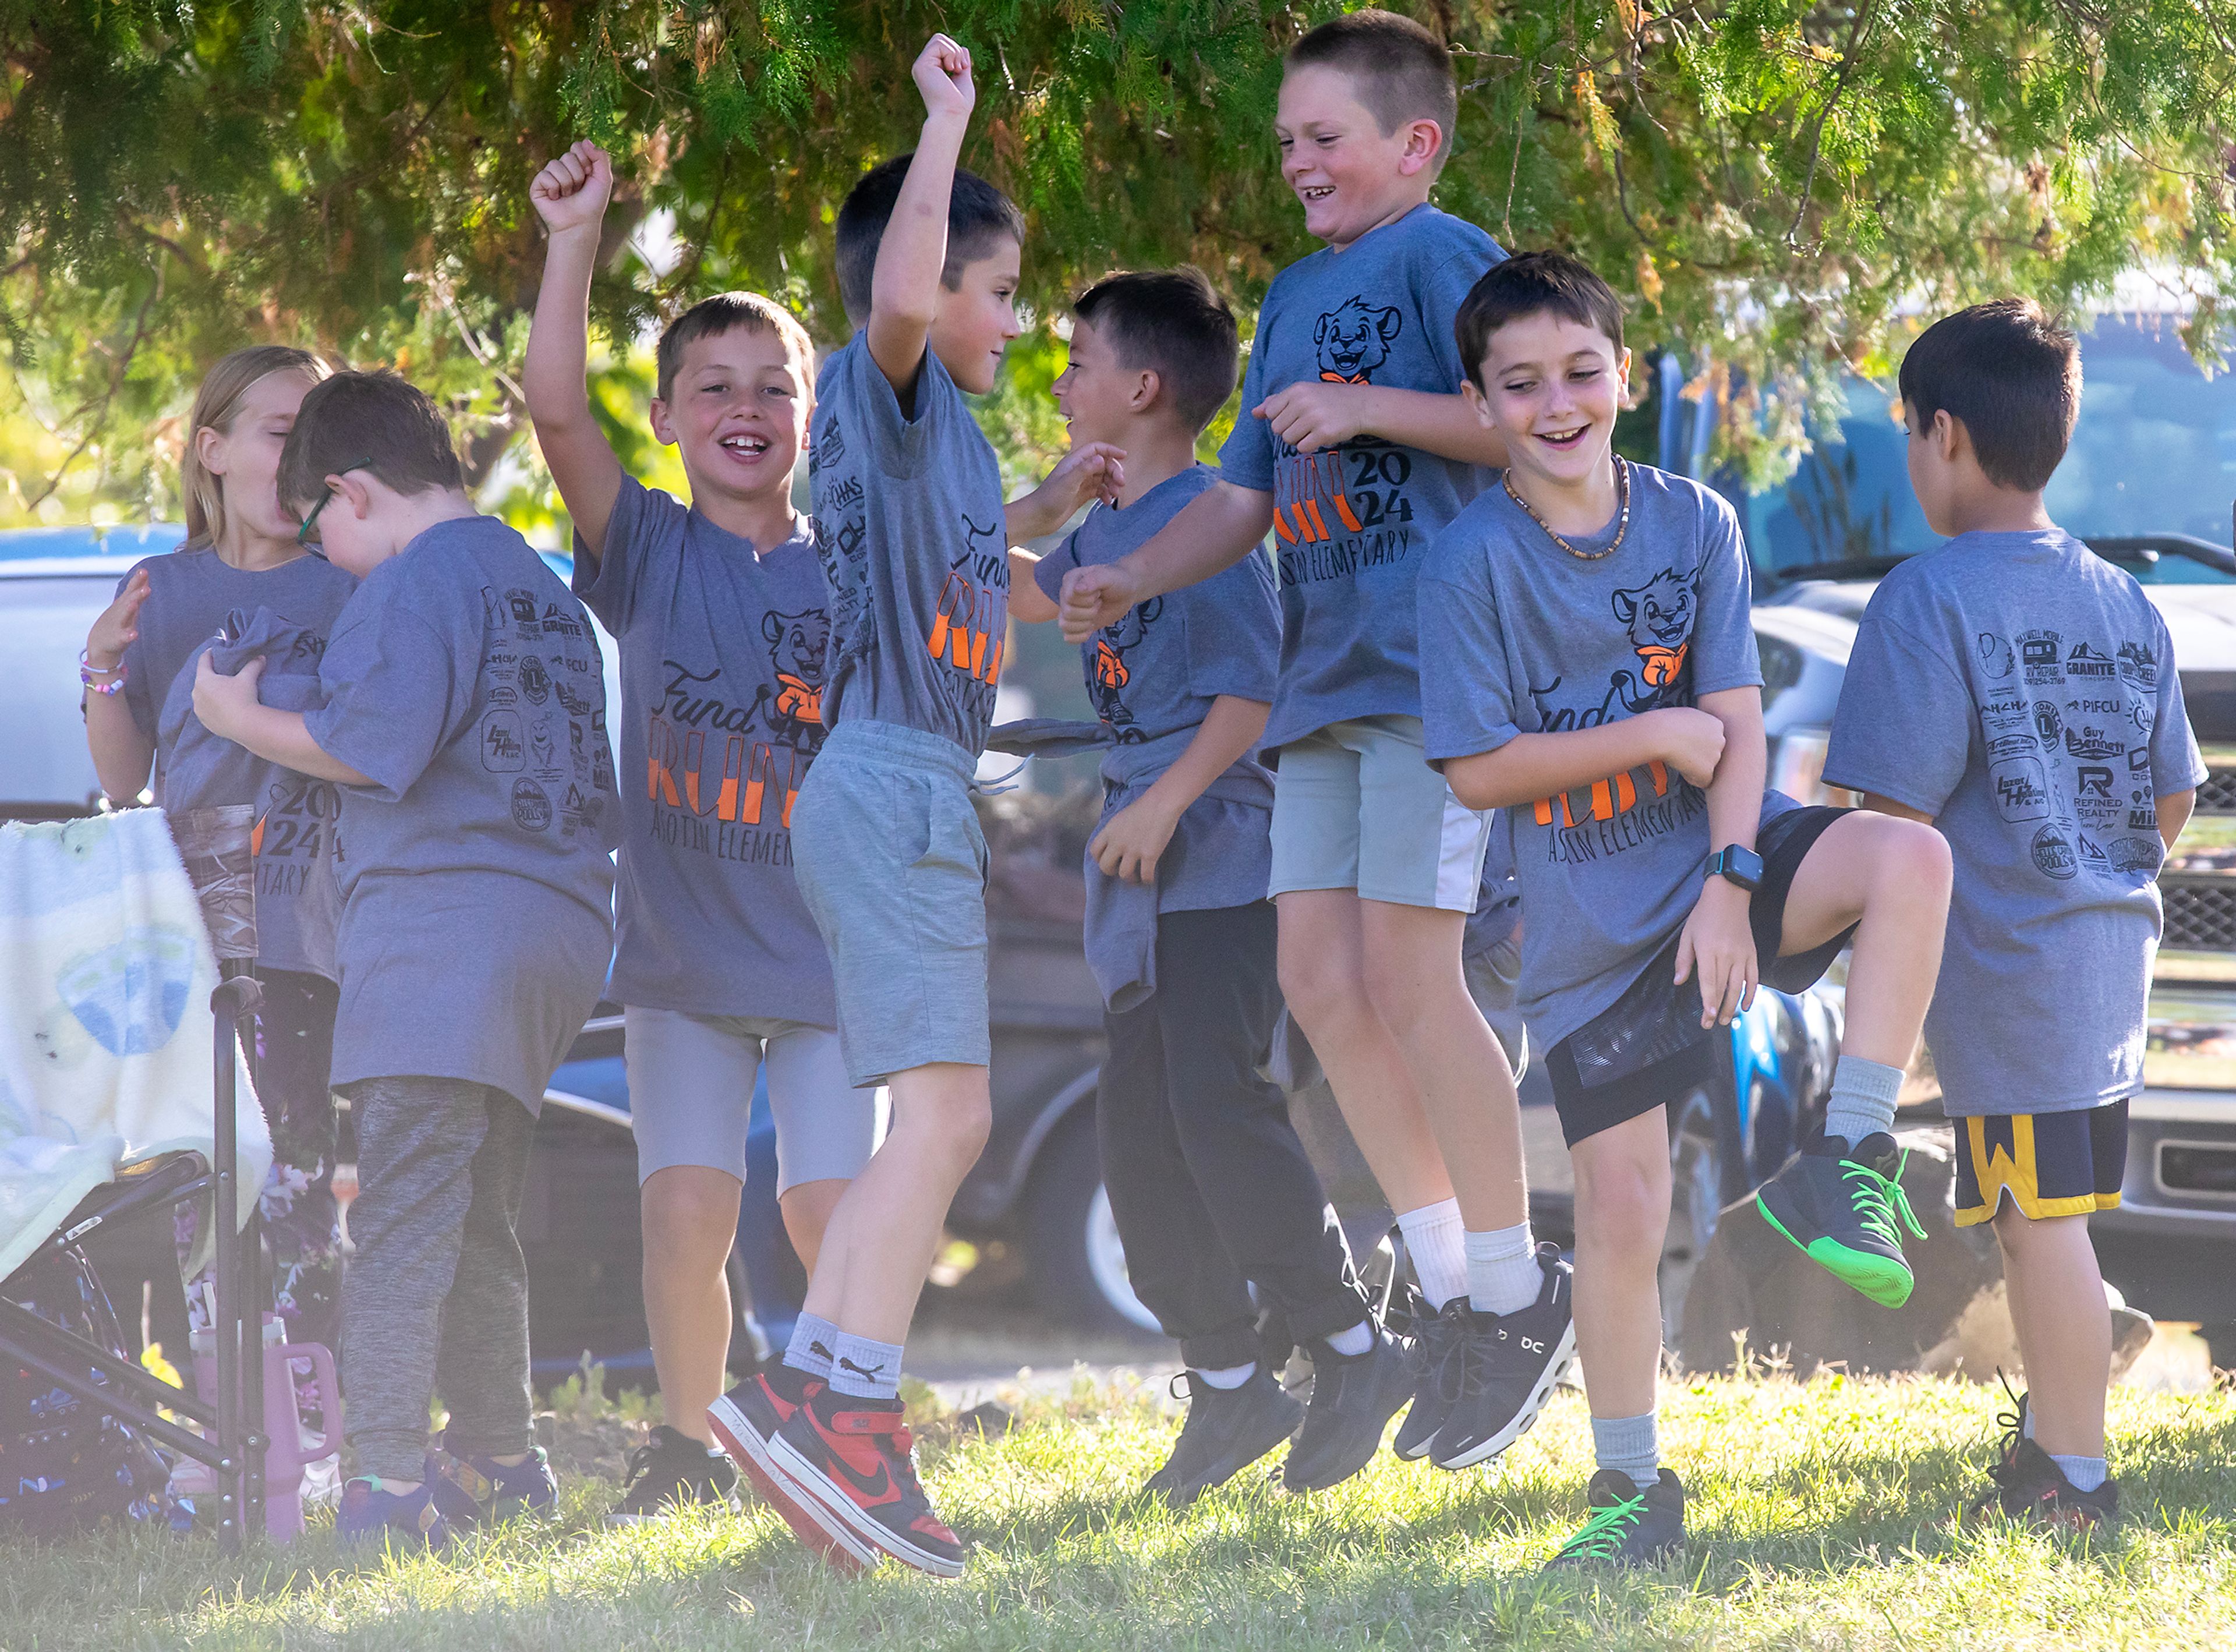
[3,0,2234,521]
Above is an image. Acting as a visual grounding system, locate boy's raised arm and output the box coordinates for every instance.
[868,36,977,398]
[1254,382,1509,468]
[525,140,626,563]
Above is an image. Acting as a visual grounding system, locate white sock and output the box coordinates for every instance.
[1465,1222,1541,1317]
[1324,1320,1374,1357]
[1398,1198,1467,1310]
[1194,1361,1255,1389]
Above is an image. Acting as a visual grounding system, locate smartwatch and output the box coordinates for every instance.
[1705,844,1763,892]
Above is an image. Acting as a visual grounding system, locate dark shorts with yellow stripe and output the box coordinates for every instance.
[1952,1101,2129,1227]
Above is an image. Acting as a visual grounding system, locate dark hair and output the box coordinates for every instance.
[1286,9,1458,166]
[1071,267,1240,434]
[1898,299,2080,491]
[834,153,1025,326]
[1453,250,1626,390]
[276,370,463,514]
[656,292,815,402]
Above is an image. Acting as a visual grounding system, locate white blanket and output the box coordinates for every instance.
[0,809,269,1286]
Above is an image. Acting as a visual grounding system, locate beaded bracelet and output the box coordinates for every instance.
[79,649,127,695]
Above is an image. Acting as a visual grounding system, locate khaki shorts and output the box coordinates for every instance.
[1268,714,1491,912]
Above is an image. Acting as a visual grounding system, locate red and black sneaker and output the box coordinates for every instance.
[708,1367,875,1571]
[769,1386,965,1578]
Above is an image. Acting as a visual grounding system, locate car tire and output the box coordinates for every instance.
[1662,1087,1725,1345]
[1025,1113,1162,1338]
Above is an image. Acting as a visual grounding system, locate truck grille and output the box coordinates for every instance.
[2166,877,2236,952]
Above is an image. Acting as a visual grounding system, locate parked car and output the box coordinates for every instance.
[1678,310,2236,1364]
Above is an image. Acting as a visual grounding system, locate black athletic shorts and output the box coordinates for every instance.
[1547,804,1855,1148]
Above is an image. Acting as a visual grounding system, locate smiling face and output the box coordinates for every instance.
[929,237,1024,395]
[1275,65,1439,250]
[1053,314,1152,451]
[650,327,811,507]
[1466,310,1632,492]
[199,370,319,549]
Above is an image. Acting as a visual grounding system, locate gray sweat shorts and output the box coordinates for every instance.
[791,719,992,1088]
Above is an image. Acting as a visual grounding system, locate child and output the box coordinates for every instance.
[1418,251,1954,1565]
[1823,300,2202,1525]
[193,370,621,1549]
[83,344,355,1374]
[523,140,883,1524]
[703,36,1115,1577]
[1057,7,1558,1473]
[1009,268,1396,1501]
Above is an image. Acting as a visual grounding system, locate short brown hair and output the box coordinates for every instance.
[277,370,464,515]
[834,154,1025,327]
[1898,299,2081,491]
[1286,10,1458,167]
[655,292,815,402]
[1072,268,1240,434]
[1453,251,1626,390]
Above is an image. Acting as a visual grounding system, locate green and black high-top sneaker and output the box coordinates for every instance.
[1754,1131,1926,1307]
[1544,1468,1686,1569]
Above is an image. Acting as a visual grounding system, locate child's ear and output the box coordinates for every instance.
[1131,368,1161,415]
[1617,346,1637,408]
[196,421,231,478]
[1462,378,1494,427]
[1934,409,1964,464]
[1398,118,1443,178]
[648,397,677,446]
[337,475,376,521]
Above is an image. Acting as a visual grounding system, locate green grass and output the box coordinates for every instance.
[12,1371,2236,1650]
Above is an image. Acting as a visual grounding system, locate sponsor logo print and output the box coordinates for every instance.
[511,778,552,832]
[1993,756,2051,822]
[2032,824,2078,880]
[1978,632,2015,679]
[2112,834,2161,874]
[481,712,523,772]
[2065,725,2124,762]
[507,589,539,626]
[519,655,550,705]
[2067,642,2116,679]
[1989,732,2037,760]
[2129,808,2160,830]
[540,601,585,639]
[2033,701,2064,748]
[2077,830,2108,865]
[2118,641,2160,687]
[2019,629,2062,684]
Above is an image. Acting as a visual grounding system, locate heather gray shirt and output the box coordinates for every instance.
[306,515,620,1112]
[808,334,1010,755]
[574,474,836,1026]
[1217,204,1505,748]
[158,607,343,979]
[117,545,358,794]
[1825,529,2206,1116]
[1418,463,1766,1049]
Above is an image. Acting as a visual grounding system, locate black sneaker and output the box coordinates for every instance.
[1754,1131,1926,1308]
[1393,1295,1466,1462]
[1281,1328,1413,1493]
[1428,1246,1577,1471]
[1966,1382,2119,1530]
[1142,1368,1303,1506]
[1544,1468,1687,1569]
[608,1424,740,1524]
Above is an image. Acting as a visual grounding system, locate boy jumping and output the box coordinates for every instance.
[1420,252,1953,1565]
[1010,268,1392,1500]
[1059,8,1559,1473]
[1824,300,2202,1525]
[194,371,621,1548]
[704,36,1113,1577]
[525,142,882,1523]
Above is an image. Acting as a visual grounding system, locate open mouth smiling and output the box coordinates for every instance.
[719,433,770,459]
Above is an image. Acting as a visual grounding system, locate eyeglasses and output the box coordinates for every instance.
[296,458,377,552]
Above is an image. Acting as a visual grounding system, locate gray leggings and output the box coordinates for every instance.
[340,1077,535,1480]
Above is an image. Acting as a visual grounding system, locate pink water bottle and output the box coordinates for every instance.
[190,1314,341,1544]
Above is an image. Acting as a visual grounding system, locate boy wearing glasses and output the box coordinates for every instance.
[194,370,621,1550]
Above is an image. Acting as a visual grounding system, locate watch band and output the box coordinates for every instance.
[1706,844,1763,892]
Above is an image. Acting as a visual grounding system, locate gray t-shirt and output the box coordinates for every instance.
[1033,465,1280,913]
[574,475,836,1026]
[808,333,1010,755]
[1418,462,1765,1049]
[306,515,620,1112]
[118,545,358,795]
[158,607,344,980]
[1218,204,1505,749]
[1824,529,2206,1116]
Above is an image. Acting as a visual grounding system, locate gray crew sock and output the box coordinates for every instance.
[785,1313,841,1379]
[827,1331,905,1400]
[1591,1410,1661,1492]
[2051,1452,2110,1492]
[1823,1054,1904,1149]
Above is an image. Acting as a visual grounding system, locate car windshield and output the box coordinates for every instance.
[1729,314,2236,585]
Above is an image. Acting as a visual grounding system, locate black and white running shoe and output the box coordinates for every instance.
[1144,1369,1303,1506]
[1428,1244,1577,1471]
[1392,1294,1467,1462]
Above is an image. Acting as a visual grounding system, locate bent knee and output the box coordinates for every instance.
[1865,815,1952,898]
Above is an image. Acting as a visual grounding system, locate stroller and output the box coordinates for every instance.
[0,808,280,1551]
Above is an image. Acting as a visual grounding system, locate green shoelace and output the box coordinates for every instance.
[1554,1491,1647,1561]
[1844,1149,1927,1250]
